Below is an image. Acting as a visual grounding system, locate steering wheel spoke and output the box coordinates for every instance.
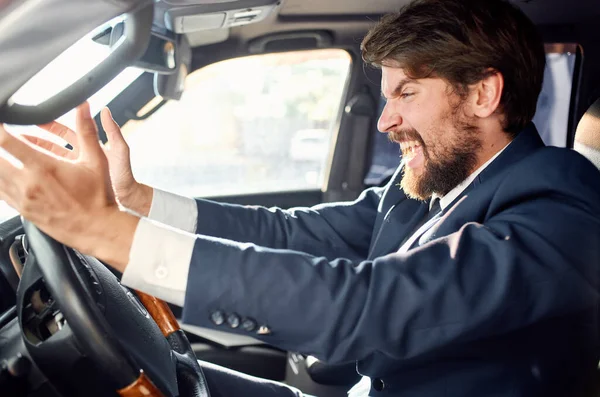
[135,292,180,337]
[117,370,165,397]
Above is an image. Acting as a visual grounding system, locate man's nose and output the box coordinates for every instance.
[377,102,402,133]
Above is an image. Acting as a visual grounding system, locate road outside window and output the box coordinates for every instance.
[122,49,352,198]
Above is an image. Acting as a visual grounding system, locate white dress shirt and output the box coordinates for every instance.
[434,143,509,211]
[121,142,511,307]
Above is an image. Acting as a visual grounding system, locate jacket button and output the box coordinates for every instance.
[372,378,385,391]
[210,310,225,326]
[241,318,257,332]
[227,313,241,328]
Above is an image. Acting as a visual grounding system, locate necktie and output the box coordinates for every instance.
[398,197,443,253]
[426,197,442,222]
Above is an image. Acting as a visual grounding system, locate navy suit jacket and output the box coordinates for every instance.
[181,124,600,396]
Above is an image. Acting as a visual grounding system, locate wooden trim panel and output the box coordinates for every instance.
[117,370,164,397]
[135,291,180,337]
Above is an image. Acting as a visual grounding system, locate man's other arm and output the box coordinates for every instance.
[144,183,387,260]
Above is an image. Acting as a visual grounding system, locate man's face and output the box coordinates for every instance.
[378,66,482,201]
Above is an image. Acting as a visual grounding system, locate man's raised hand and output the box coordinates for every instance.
[25,107,153,216]
[0,103,138,270]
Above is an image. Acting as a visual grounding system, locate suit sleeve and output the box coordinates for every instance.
[181,151,600,364]
[192,185,386,260]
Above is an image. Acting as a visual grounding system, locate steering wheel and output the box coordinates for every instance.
[15,220,210,397]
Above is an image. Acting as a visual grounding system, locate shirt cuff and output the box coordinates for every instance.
[148,188,198,233]
[121,217,196,306]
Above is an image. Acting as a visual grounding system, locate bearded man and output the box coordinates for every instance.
[1,0,599,396]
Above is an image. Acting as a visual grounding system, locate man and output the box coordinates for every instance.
[1,0,599,395]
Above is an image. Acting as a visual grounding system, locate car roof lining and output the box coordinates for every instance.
[176,0,600,58]
[160,0,600,24]
[278,0,600,23]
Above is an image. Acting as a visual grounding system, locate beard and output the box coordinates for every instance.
[392,115,482,201]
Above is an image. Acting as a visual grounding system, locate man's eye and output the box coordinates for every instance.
[401,92,414,99]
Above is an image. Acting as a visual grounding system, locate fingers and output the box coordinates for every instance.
[0,124,48,167]
[37,121,77,148]
[100,107,127,148]
[22,135,75,160]
[75,102,104,160]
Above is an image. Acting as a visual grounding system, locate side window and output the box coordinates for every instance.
[364,46,579,186]
[122,49,352,197]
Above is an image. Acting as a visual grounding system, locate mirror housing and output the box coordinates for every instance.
[110,24,178,75]
[154,34,191,100]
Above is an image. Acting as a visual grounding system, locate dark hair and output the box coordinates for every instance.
[361,0,545,135]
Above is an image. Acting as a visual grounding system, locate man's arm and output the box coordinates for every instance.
[119,149,600,364]
[190,186,385,259]
[132,181,388,259]
[120,184,388,304]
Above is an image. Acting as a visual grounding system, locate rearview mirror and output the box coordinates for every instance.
[137,33,177,74]
[106,23,178,74]
[154,34,192,100]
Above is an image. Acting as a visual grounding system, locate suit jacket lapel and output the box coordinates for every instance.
[414,123,546,248]
[369,200,428,259]
[368,163,427,258]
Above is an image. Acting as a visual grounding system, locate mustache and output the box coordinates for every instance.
[388,129,423,144]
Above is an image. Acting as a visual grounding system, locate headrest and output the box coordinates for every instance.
[574,97,600,169]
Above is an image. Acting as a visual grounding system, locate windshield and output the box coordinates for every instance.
[0,16,144,222]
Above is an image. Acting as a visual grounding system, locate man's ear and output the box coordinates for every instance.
[472,70,504,118]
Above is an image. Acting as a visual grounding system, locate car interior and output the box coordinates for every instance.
[0,0,599,396]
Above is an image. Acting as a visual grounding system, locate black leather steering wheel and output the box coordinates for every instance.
[15,220,210,397]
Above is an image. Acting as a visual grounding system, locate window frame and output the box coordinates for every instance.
[119,48,355,198]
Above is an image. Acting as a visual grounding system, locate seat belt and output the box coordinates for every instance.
[326,89,375,202]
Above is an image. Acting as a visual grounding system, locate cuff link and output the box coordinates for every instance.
[155,266,168,279]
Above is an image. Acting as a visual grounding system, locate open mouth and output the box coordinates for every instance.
[400,140,425,169]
